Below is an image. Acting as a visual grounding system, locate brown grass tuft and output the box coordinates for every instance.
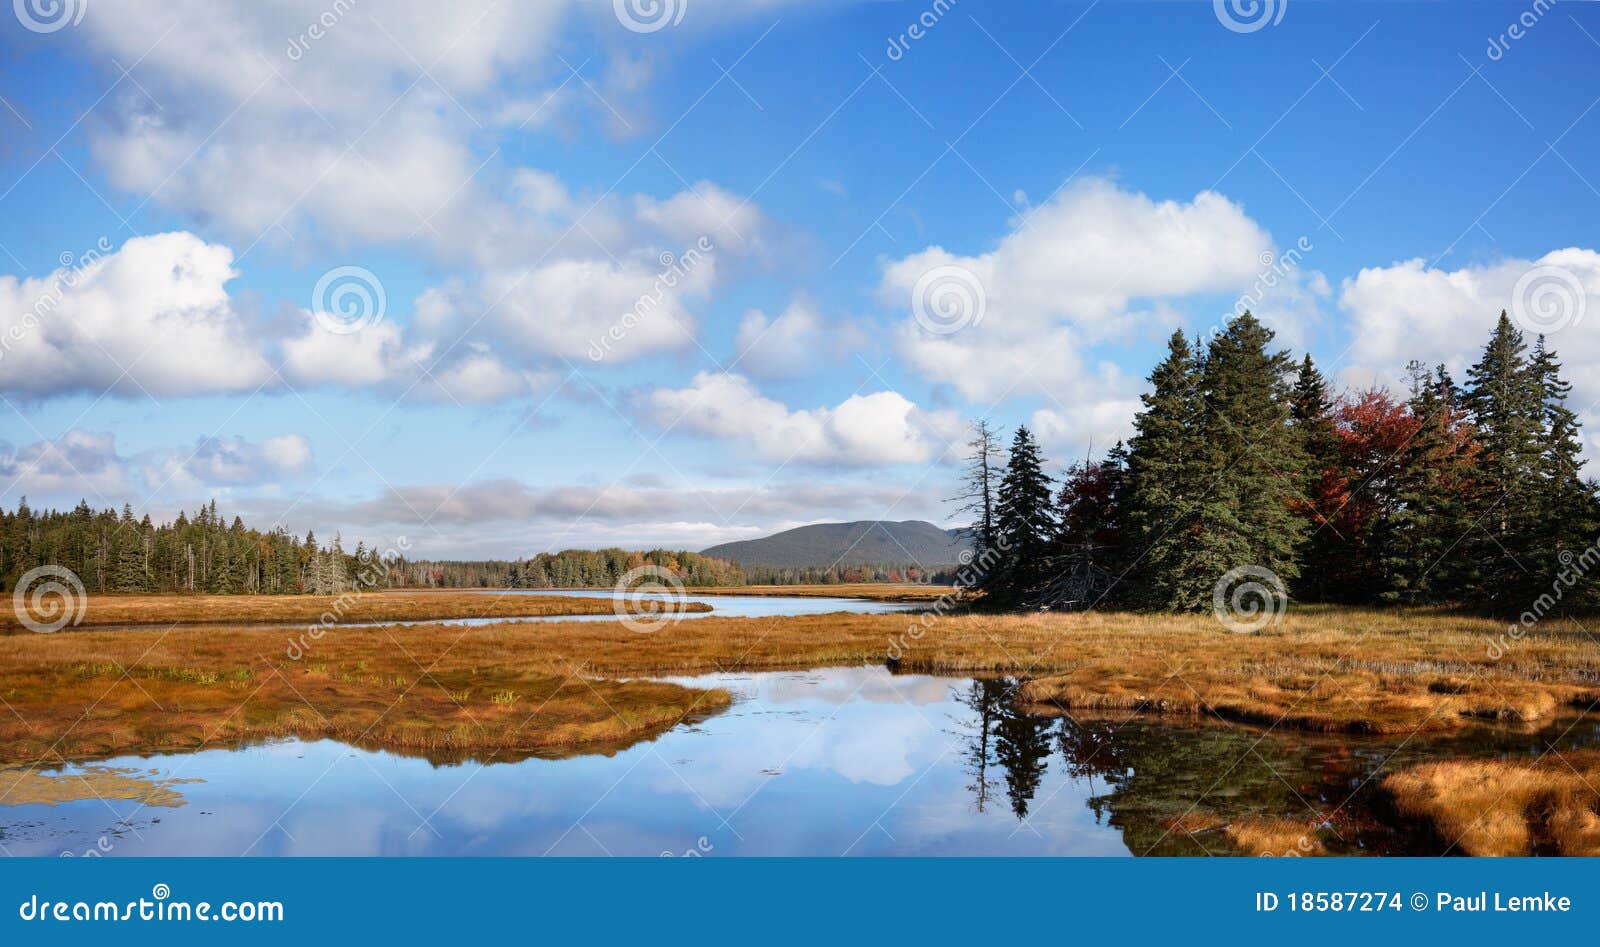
[1383,751,1600,856]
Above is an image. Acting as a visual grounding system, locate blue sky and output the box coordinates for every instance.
[2,0,1598,557]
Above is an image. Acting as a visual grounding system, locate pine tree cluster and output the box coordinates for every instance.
[0,499,362,595]
[961,312,1600,614]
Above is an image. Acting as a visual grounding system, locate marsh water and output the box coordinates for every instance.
[76,590,919,635]
[5,662,1598,857]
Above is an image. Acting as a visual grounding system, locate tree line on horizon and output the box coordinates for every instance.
[0,499,362,596]
[0,495,932,594]
[959,311,1600,615]
[0,501,751,596]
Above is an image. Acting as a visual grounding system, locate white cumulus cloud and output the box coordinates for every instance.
[0,232,273,399]
[640,372,959,467]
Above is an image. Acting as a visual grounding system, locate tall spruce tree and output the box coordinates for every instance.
[1529,337,1599,605]
[988,426,1055,607]
[1121,331,1205,609]
[1187,312,1307,607]
[1464,313,1547,608]
[1289,354,1342,601]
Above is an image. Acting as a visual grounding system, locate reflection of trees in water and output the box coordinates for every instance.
[950,680,1333,852]
[955,680,1001,813]
[954,679,1051,818]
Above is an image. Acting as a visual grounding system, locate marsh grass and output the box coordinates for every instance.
[1383,752,1600,856]
[0,590,703,631]
[0,765,201,807]
[4,601,1598,782]
[1223,818,1328,856]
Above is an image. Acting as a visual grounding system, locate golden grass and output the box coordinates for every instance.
[1224,818,1328,856]
[3,601,1598,769]
[0,765,199,807]
[1383,752,1600,856]
[0,618,731,766]
[0,590,707,631]
[1158,812,1327,856]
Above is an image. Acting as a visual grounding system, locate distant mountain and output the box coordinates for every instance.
[702,520,971,569]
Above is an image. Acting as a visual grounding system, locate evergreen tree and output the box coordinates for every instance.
[1379,363,1478,604]
[1464,312,1547,607]
[1529,337,1599,604]
[987,426,1055,607]
[1289,354,1342,601]
[1187,312,1307,608]
[1121,331,1205,609]
[112,504,147,593]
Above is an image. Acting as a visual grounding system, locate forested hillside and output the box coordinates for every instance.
[702,520,969,568]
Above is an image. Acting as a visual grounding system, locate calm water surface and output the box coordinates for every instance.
[4,665,1595,857]
[78,590,919,635]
